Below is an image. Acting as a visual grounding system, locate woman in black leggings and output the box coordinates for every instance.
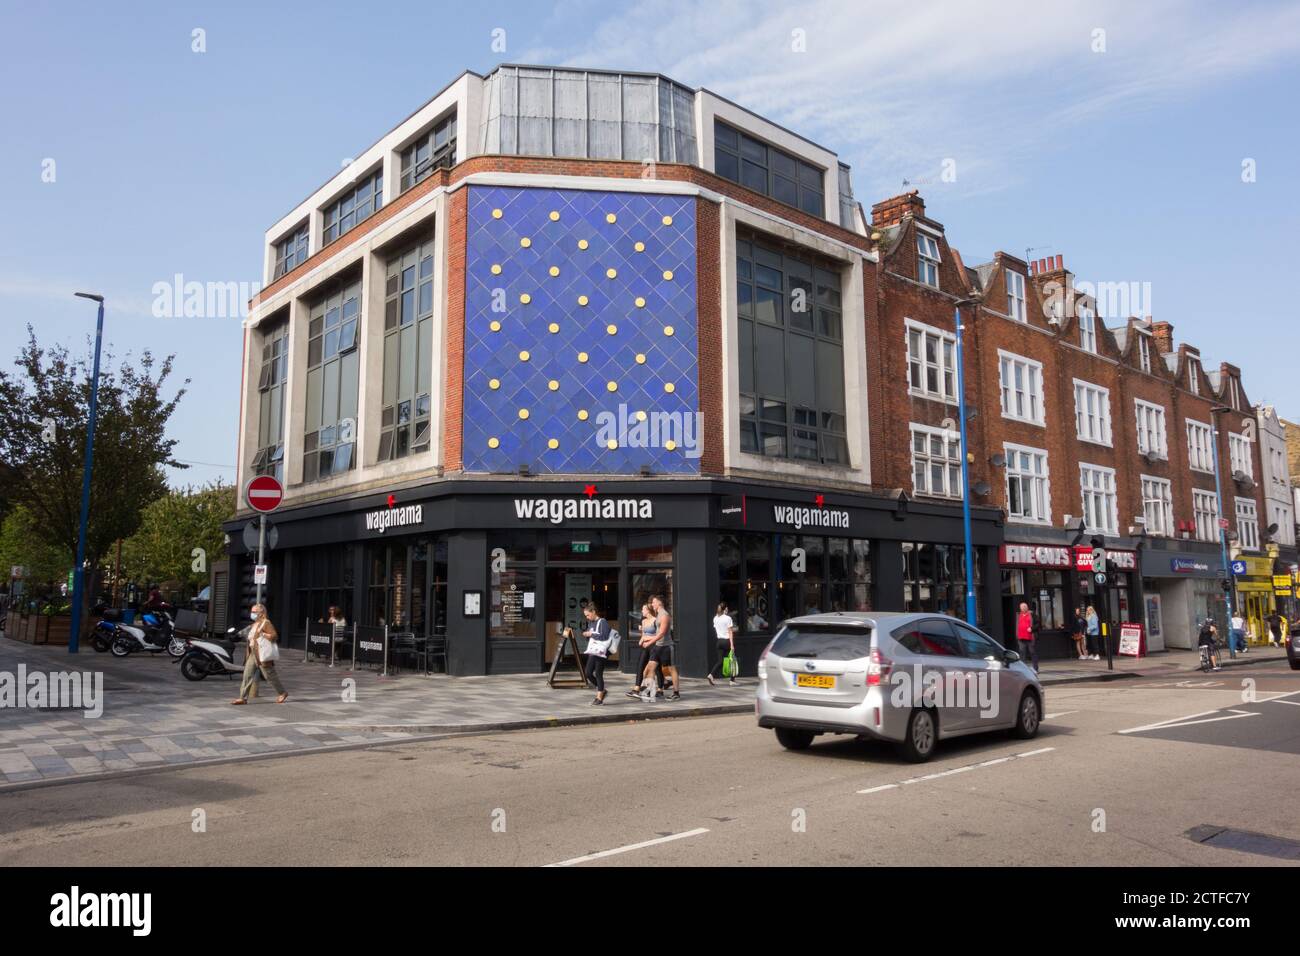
[707,602,738,685]
[580,605,611,704]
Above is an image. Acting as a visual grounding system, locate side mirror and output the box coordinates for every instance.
[226,627,237,634]
[1003,649,1022,665]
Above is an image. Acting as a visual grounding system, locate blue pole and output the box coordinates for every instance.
[1210,416,1235,653]
[68,295,106,654]
[954,304,977,624]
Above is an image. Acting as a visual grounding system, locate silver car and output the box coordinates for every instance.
[755,611,1043,762]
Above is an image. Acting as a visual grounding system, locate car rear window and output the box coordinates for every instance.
[769,625,873,661]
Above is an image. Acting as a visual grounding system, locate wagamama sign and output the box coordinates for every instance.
[514,497,653,524]
[365,504,423,534]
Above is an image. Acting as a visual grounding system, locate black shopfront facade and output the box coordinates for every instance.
[222,478,1005,677]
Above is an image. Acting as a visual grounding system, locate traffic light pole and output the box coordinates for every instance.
[1091,536,1114,671]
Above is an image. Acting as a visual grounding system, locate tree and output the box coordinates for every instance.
[0,326,188,628]
[0,504,73,594]
[119,482,235,597]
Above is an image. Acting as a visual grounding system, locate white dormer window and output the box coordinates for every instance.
[917,233,940,289]
[1229,432,1253,479]
[1006,269,1026,322]
[1137,333,1151,372]
[1078,305,1096,353]
[1187,357,1200,395]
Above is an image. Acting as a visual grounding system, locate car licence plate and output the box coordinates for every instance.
[795,674,835,689]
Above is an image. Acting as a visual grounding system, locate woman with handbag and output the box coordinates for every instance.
[231,603,289,705]
[707,602,738,686]
[579,604,612,705]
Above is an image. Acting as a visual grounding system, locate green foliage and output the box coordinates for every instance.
[120,482,235,595]
[0,504,72,589]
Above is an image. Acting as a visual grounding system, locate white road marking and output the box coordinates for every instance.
[1120,710,1262,734]
[544,827,710,867]
[1264,698,1300,706]
[857,747,1054,794]
[1045,710,1077,719]
[1116,709,1221,734]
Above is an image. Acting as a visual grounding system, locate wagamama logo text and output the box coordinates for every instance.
[365,504,423,534]
[773,504,849,530]
[514,497,653,524]
[50,886,151,936]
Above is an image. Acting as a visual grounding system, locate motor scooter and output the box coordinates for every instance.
[177,626,249,681]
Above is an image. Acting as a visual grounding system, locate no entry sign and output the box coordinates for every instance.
[245,475,283,513]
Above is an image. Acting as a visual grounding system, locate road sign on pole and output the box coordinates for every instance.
[1094,571,1107,586]
[244,476,283,606]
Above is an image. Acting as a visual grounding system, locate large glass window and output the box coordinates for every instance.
[901,543,981,625]
[323,169,383,245]
[1193,489,1219,542]
[714,120,824,216]
[1073,380,1112,445]
[1135,400,1168,458]
[1229,433,1253,479]
[1234,497,1259,551]
[293,544,353,636]
[736,229,847,466]
[906,320,956,403]
[379,241,434,461]
[1080,463,1118,535]
[303,278,361,483]
[999,351,1045,425]
[1141,475,1174,536]
[399,113,457,193]
[273,224,309,280]
[252,319,288,482]
[910,423,962,499]
[1006,444,1051,524]
[1186,419,1215,473]
[723,531,871,636]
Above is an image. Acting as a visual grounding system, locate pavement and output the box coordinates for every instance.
[1,659,1296,866]
[0,633,1289,790]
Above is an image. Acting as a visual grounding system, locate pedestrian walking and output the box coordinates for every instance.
[1069,605,1088,660]
[1085,605,1101,660]
[644,595,680,700]
[1229,611,1246,657]
[231,604,289,705]
[1266,610,1282,648]
[1198,618,1222,671]
[1015,602,1038,673]
[579,604,611,705]
[626,603,663,700]
[707,602,738,686]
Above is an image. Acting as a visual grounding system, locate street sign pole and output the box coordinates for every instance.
[244,475,283,612]
[1090,537,1114,671]
[256,513,267,606]
[69,294,106,655]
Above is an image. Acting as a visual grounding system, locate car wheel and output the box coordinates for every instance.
[896,708,937,763]
[1290,660,1299,671]
[1012,691,1041,739]
[774,727,815,751]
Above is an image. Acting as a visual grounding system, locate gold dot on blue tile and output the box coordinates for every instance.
[488,436,500,448]
[606,324,617,335]
[548,322,560,334]
[665,439,677,451]
[492,208,503,219]
[519,293,531,304]
[577,295,589,306]
[606,267,617,279]
[547,379,559,391]
[518,408,530,420]
[548,266,560,277]
[578,351,589,363]
[634,241,645,252]
[636,410,647,422]
[490,320,502,332]
[663,382,675,393]
[635,353,646,364]
[606,213,617,224]
[663,269,674,280]
[606,438,618,449]
[634,297,646,308]
[549,211,560,221]
[664,325,675,336]
[488,378,500,390]
[577,409,589,421]
[519,350,530,361]
[548,438,559,449]
[520,237,531,248]
[491,264,502,275]
[578,239,589,250]
[661,215,673,226]
[606,380,618,392]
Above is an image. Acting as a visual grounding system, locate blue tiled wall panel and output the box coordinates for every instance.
[462,185,699,474]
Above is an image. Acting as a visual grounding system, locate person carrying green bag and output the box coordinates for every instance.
[707,602,739,686]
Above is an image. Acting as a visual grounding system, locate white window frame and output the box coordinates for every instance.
[1229,432,1253,479]
[1137,333,1151,372]
[1270,502,1294,547]
[1006,269,1026,323]
[909,423,963,500]
[1186,419,1215,474]
[904,319,957,404]
[1187,358,1200,395]
[1072,379,1112,446]
[1134,400,1168,459]
[1078,304,1096,353]
[1140,475,1174,536]
[916,233,940,289]
[1193,489,1220,542]
[1004,442,1051,525]
[1234,497,1259,551]
[998,351,1045,426]
[1079,463,1119,535]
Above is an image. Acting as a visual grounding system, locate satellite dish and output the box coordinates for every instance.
[990,453,1007,468]
[973,481,991,496]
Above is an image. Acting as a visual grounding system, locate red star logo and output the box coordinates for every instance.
[386,494,396,508]
[583,484,598,499]
[815,494,825,508]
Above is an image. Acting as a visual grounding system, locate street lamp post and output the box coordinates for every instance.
[954,300,978,624]
[1209,405,1236,653]
[68,292,106,655]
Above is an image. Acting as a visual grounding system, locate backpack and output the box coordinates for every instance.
[607,628,622,656]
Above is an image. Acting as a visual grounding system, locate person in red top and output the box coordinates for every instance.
[1015,602,1039,673]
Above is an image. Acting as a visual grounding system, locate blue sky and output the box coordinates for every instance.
[2,0,1297,489]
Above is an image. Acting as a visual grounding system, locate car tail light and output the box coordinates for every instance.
[866,647,892,686]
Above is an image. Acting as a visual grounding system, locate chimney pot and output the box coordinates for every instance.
[1055,254,1063,271]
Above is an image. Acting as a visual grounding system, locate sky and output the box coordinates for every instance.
[2,0,1298,489]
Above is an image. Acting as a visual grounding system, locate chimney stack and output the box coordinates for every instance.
[1151,321,1174,355]
[870,190,926,228]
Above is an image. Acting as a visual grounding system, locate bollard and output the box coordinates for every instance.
[330,622,337,668]
[304,617,310,663]
[351,622,357,671]
[381,624,389,678]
